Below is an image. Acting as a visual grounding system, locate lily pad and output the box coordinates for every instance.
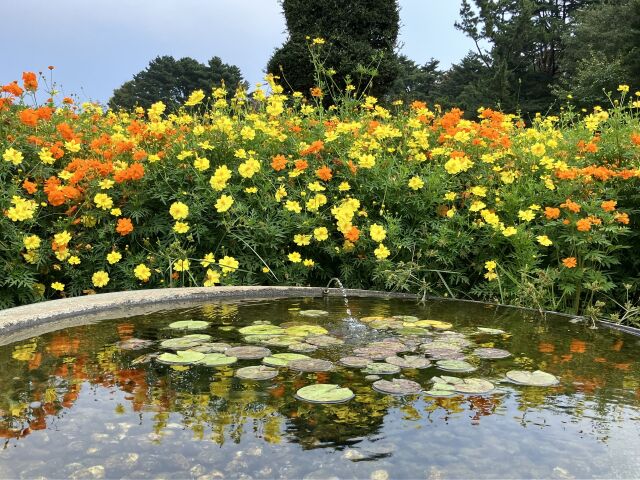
[370,319,404,330]
[160,334,212,350]
[339,356,373,368]
[414,320,453,330]
[385,355,431,369]
[353,346,399,360]
[131,353,158,365]
[369,341,408,353]
[285,325,329,337]
[190,342,231,353]
[435,359,477,373]
[238,325,285,336]
[397,327,430,336]
[298,310,329,317]
[372,378,422,395]
[235,365,279,380]
[157,350,205,365]
[243,334,276,344]
[476,327,506,335]
[263,335,305,347]
[506,370,559,386]
[361,363,401,375]
[305,335,344,347]
[226,346,272,360]
[359,316,387,323]
[392,315,420,322]
[424,382,457,397]
[263,353,310,367]
[288,358,334,372]
[295,384,354,404]
[116,338,154,350]
[473,347,511,359]
[288,342,318,353]
[168,320,210,330]
[431,376,495,394]
[200,353,238,367]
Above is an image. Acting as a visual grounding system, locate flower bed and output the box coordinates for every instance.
[1,72,639,320]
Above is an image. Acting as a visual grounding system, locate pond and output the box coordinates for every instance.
[0,296,639,479]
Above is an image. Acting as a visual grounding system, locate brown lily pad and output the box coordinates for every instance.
[235,365,279,380]
[226,346,272,360]
[373,378,422,395]
[473,347,511,359]
[339,356,373,368]
[384,355,431,369]
[288,358,334,372]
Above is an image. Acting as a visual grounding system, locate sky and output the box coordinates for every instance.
[1,0,474,104]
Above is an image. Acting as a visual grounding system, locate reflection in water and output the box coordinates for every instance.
[0,297,639,478]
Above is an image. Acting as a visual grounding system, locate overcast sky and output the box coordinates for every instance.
[1,0,474,104]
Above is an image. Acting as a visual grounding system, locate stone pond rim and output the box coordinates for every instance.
[0,286,638,344]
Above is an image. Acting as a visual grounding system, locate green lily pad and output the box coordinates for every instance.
[288,342,318,353]
[476,327,505,335]
[370,319,404,329]
[431,376,495,394]
[238,325,285,336]
[414,320,453,330]
[295,384,354,404]
[160,334,212,350]
[305,335,344,347]
[168,320,210,330]
[226,346,272,360]
[361,363,401,375]
[191,342,231,353]
[385,355,431,369]
[218,326,235,332]
[263,335,304,347]
[424,382,457,397]
[372,378,422,395]
[243,334,276,344]
[339,356,373,368]
[200,353,237,367]
[392,315,420,322]
[157,350,205,365]
[235,365,279,380]
[473,348,511,359]
[298,310,329,317]
[116,338,154,350]
[262,353,310,367]
[288,358,334,372]
[506,370,559,386]
[435,359,477,373]
[285,325,329,337]
[397,327,430,336]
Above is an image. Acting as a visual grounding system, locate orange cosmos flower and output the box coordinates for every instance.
[576,218,592,232]
[2,81,23,96]
[316,165,332,181]
[22,72,38,91]
[562,257,577,268]
[116,218,133,236]
[19,109,39,127]
[560,198,581,213]
[56,122,76,141]
[614,212,630,224]
[271,154,287,171]
[294,159,308,171]
[345,226,360,242]
[300,140,324,156]
[22,179,37,194]
[544,207,560,219]
[631,133,640,146]
[310,87,323,98]
[601,200,617,212]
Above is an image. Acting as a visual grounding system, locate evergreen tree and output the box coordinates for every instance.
[109,56,245,111]
[266,0,401,99]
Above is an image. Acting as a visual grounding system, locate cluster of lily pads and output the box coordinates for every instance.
[119,311,560,404]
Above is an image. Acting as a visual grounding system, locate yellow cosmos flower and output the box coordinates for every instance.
[185,89,205,106]
[338,182,351,192]
[110,208,122,217]
[173,221,190,234]
[51,282,65,292]
[408,176,424,190]
[24,235,41,250]
[369,224,387,242]
[54,230,72,246]
[134,263,151,281]
[469,201,486,212]
[530,143,546,157]
[502,226,518,237]
[374,244,390,260]
[204,268,221,287]
[7,196,37,221]
[215,194,234,213]
[199,253,215,268]
[94,193,113,210]
[284,200,302,213]
[107,251,122,264]
[288,252,302,263]
[219,255,239,274]
[303,259,315,267]
[92,270,110,288]
[3,147,24,165]
[169,201,189,220]
[99,179,114,190]
[314,227,329,241]
[38,147,55,165]
[68,256,81,265]
[64,139,81,153]
[485,260,497,271]
[193,156,210,171]
[444,192,457,201]
[173,259,190,272]
[294,234,312,246]
[518,209,536,222]
[537,235,553,246]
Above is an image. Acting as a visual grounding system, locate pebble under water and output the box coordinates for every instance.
[1,296,640,479]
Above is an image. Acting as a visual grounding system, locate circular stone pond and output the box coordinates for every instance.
[1,288,640,479]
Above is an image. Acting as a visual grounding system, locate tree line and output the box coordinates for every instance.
[109,0,640,118]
